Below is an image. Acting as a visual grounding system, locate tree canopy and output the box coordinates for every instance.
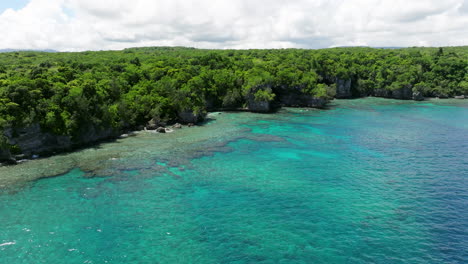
[0,46,466,145]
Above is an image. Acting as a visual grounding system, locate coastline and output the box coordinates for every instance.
[1,97,467,192]
[1,96,466,167]
[0,110,275,190]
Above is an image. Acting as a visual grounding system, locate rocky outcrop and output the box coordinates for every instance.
[454,95,465,99]
[374,86,413,100]
[273,84,328,109]
[156,127,166,133]
[3,123,118,160]
[246,85,276,113]
[412,92,424,101]
[172,123,182,129]
[278,93,327,108]
[146,117,165,130]
[178,110,206,124]
[247,99,271,112]
[0,147,15,164]
[74,125,118,146]
[4,124,71,157]
[392,86,413,100]
[335,78,352,98]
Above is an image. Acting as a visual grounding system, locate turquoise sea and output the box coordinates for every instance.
[0,98,467,263]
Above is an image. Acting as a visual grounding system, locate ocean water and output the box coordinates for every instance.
[0,98,467,263]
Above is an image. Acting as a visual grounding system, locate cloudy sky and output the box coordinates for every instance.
[0,0,467,51]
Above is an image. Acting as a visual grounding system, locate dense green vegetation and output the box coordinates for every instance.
[0,46,467,154]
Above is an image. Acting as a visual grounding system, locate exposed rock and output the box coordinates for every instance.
[373,89,392,98]
[335,78,352,98]
[3,123,117,159]
[74,125,118,146]
[247,99,271,112]
[4,124,71,157]
[436,93,449,99]
[454,95,465,99]
[374,86,413,100]
[14,154,26,160]
[0,148,15,164]
[278,93,327,108]
[187,123,195,127]
[273,84,328,108]
[0,148,10,159]
[412,92,424,101]
[178,110,206,124]
[146,118,162,130]
[246,85,275,113]
[172,123,182,129]
[391,86,413,99]
[156,127,166,133]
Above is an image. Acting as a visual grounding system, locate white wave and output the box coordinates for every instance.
[0,242,16,247]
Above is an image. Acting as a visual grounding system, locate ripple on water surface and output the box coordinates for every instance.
[0,98,467,263]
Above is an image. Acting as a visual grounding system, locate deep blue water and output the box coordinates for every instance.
[0,98,467,263]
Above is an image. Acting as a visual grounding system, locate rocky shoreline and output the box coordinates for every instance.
[0,120,197,166]
[0,93,465,166]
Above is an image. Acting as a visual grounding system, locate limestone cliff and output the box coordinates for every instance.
[247,85,276,113]
[274,85,328,108]
[0,147,14,164]
[2,123,118,162]
[335,78,352,98]
[373,86,414,100]
[178,110,206,124]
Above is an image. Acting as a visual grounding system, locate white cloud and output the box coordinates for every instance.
[0,0,467,51]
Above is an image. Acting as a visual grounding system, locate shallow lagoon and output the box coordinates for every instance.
[1,98,467,263]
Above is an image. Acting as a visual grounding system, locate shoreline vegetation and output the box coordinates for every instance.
[1,46,467,165]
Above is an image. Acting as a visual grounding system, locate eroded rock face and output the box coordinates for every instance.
[178,110,206,124]
[5,124,72,157]
[273,85,328,108]
[374,86,413,100]
[392,86,413,100]
[413,92,424,101]
[3,123,117,159]
[335,78,352,98]
[0,148,14,164]
[247,99,271,112]
[245,85,275,113]
[146,118,166,130]
[278,94,327,108]
[74,125,117,146]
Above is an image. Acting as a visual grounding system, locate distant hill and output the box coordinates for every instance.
[334,46,406,49]
[0,49,57,53]
[374,47,406,49]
